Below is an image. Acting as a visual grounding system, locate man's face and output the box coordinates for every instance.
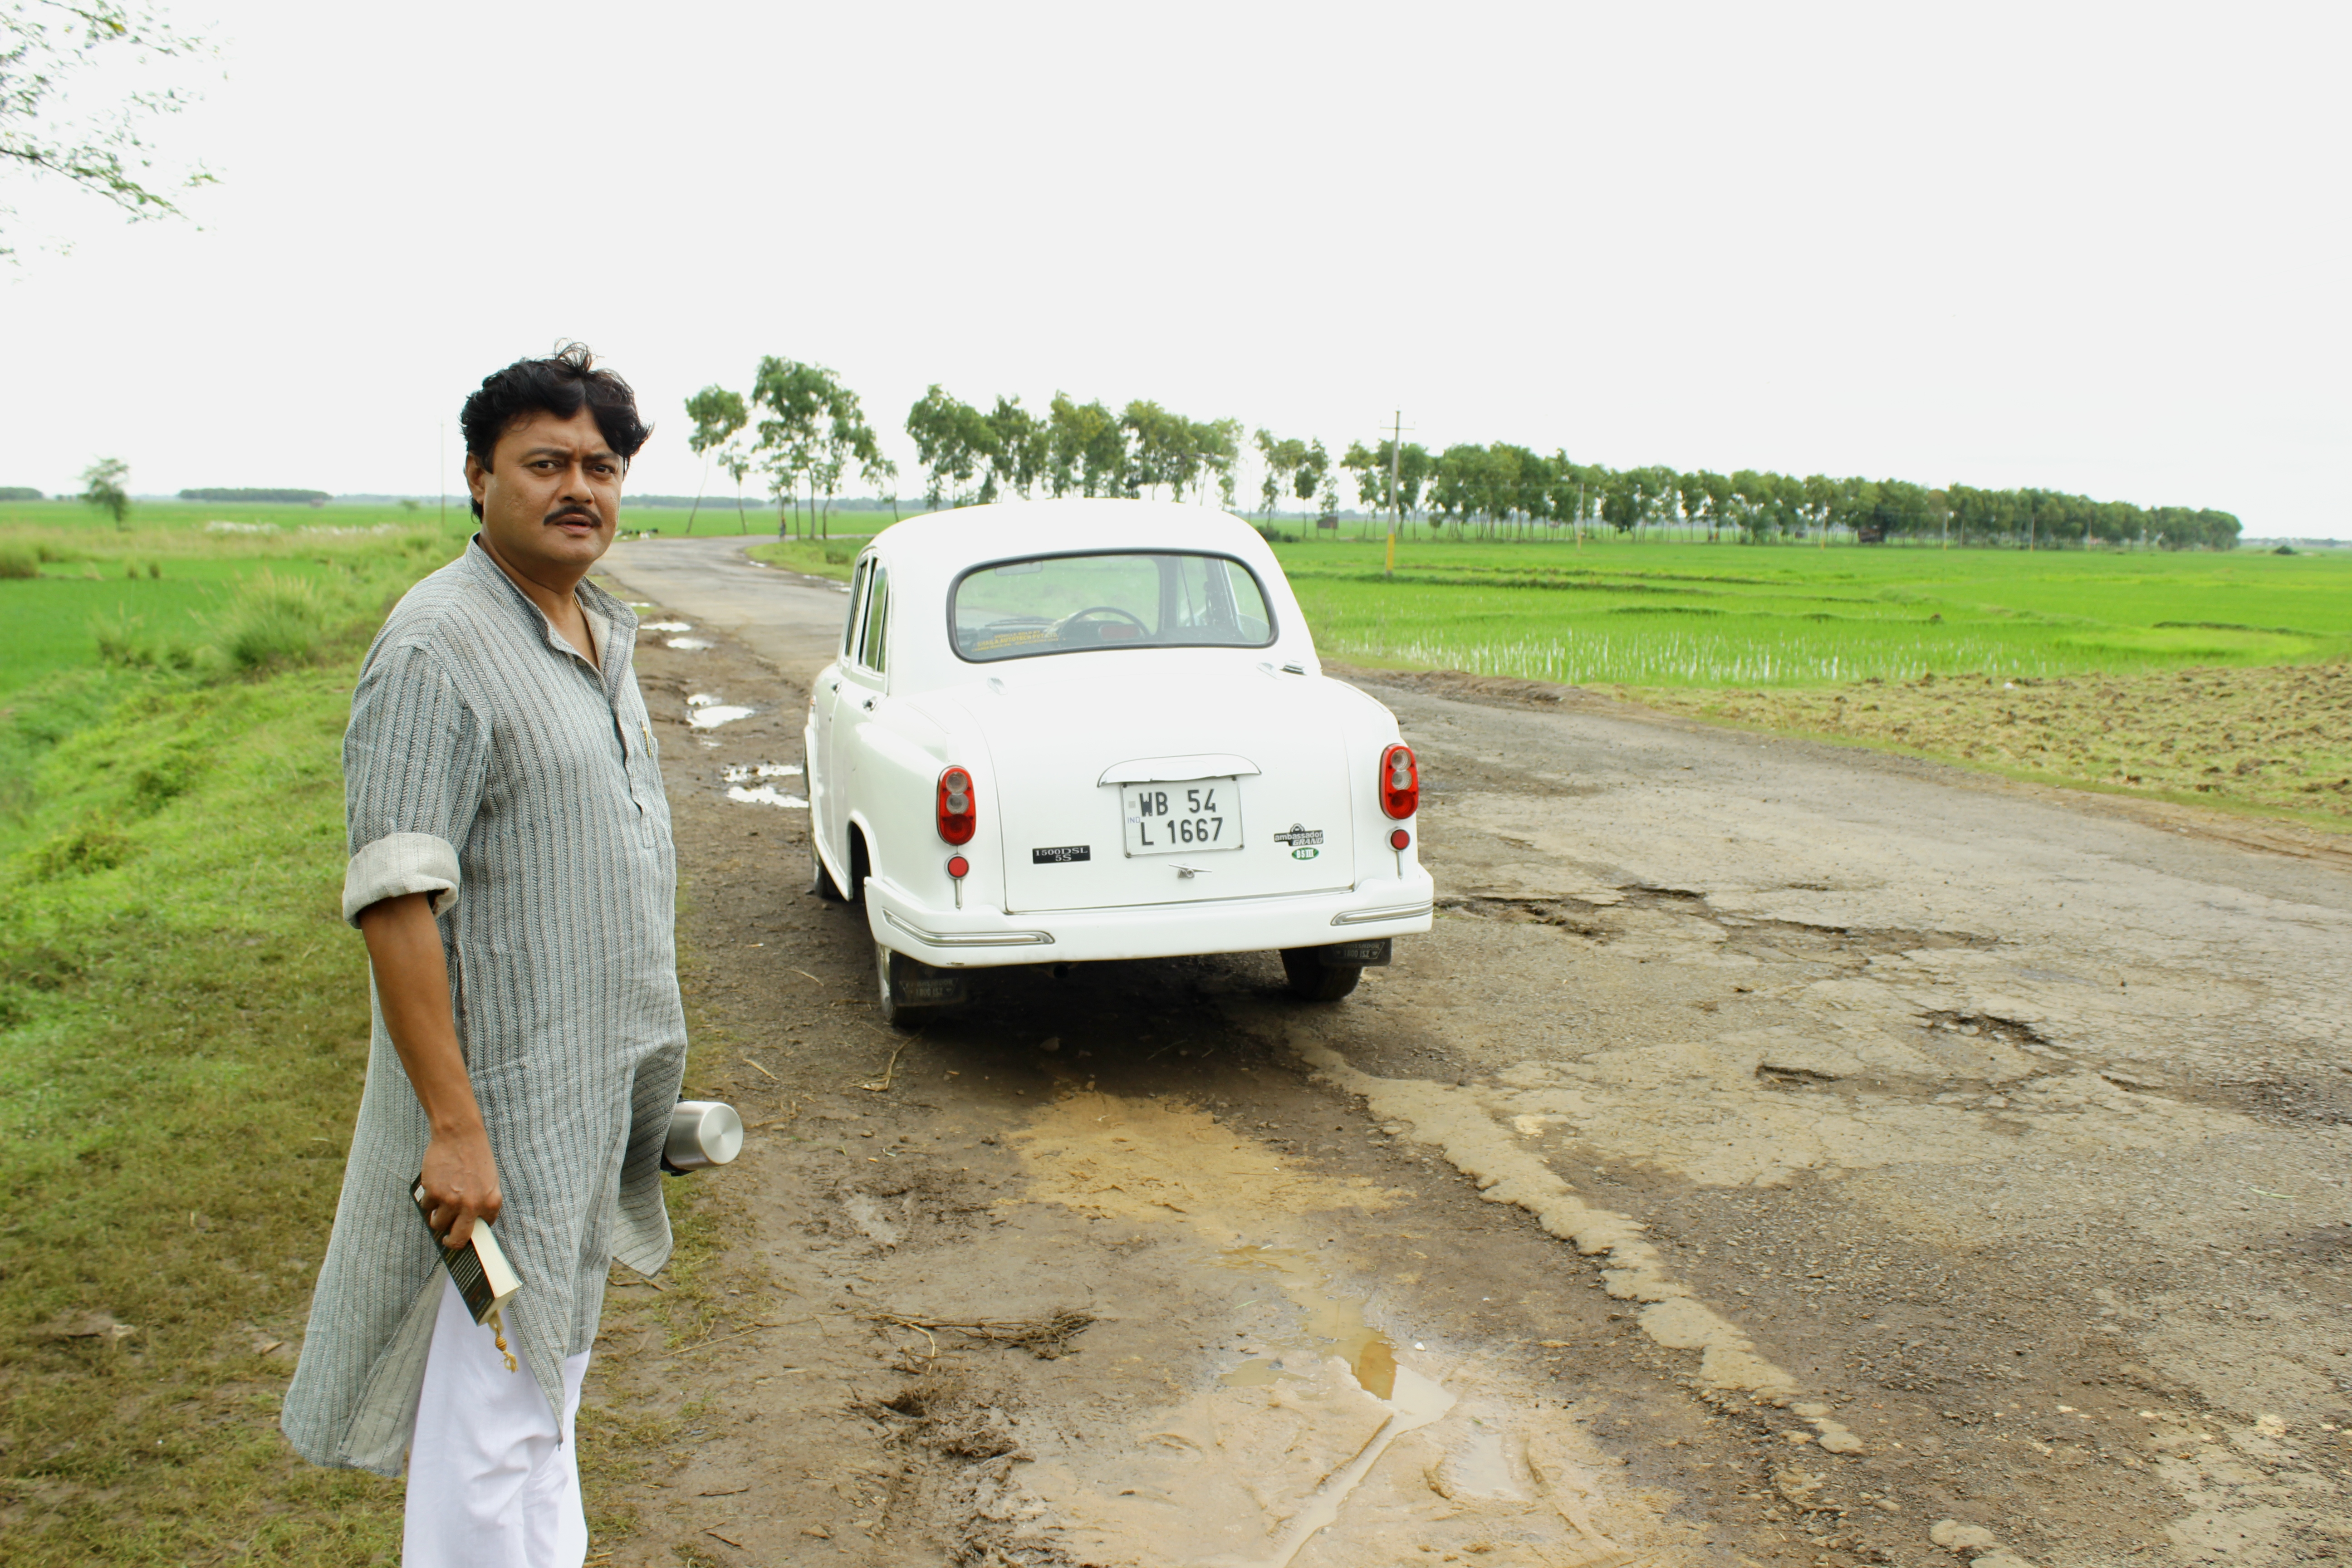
[465,406,623,580]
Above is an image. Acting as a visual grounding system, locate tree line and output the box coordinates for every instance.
[678,364,2242,549]
[1340,446,2243,551]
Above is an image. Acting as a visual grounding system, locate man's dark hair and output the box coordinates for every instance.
[459,343,652,519]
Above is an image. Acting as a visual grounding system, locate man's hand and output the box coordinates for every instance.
[419,1121,502,1248]
[358,892,502,1247]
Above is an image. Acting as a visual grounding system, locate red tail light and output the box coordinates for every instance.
[1378,744,1418,819]
[936,765,976,845]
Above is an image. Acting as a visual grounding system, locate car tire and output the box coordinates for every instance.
[1280,947,1362,1001]
[809,834,844,901]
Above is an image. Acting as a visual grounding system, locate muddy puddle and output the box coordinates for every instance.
[724,784,807,808]
[685,693,753,729]
[1208,1246,1460,1567]
[719,762,808,809]
[1006,1092,1683,1568]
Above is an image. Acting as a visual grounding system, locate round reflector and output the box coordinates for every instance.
[1390,828,1411,851]
[946,855,970,878]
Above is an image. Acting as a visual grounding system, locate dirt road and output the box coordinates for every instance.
[583,534,2352,1568]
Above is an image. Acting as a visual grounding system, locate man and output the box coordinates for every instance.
[284,344,686,1567]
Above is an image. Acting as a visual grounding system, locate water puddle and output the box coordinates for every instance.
[1009,1094,1660,1568]
[1216,1246,1400,1396]
[1260,1365,1454,1568]
[726,784,808,808]
[722,763,802,782]
[640,619,692,632]
[666,637,714,650]
[686,694,753,729]
[1210,1246,1456,1568]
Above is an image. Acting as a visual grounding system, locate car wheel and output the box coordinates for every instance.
[1280,947,1362,1001]
[808,834,843,901]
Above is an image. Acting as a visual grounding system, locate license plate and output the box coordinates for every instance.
[1122,778,1242,857]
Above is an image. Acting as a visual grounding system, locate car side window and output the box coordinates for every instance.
[842,559,870,660]
[860,568,889,674]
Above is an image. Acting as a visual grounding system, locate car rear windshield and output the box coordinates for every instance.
[951,552,1275,663]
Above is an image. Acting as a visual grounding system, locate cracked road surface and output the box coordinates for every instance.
[585,535,2352,1568]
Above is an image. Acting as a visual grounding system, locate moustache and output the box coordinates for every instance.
[544,507,603,528]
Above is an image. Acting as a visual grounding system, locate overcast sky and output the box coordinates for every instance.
[4,1,2346,535]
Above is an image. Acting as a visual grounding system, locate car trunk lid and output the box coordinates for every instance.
[954,660,1359,912]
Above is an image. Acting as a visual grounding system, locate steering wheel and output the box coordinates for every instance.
[1058,605,1150,638]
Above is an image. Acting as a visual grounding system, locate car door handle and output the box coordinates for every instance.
[862,697,875,711]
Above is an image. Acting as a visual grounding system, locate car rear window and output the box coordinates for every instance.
[951,552,1275,662]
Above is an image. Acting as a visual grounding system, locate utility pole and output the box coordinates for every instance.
[438,423,446,530]
[1385,410,1402,578]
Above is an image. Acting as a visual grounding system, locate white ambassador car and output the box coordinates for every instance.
[803,499,1434,1024]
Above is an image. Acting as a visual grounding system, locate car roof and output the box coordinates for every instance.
[865,498,1273,568]
[852,499,1316,688]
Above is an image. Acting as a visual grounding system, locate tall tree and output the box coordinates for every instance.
[681,384,746,534]
[1429,445,1485,534]
[751,356,829,538]
[1255,430,1308,522]
[815,379,890,536]
[905,384,995,510]
[717,442,752,533]
[2,1,215,257]
[1601,471,1642,534]
[1045,394,1125,498]
[79,452,127,525]
[1798,474,1836,539]
[1297,439,1330,519]
[981,396,1048,501]
[1191,417,1242,508]
[1339,441,1382,520]
[1122,400,1199,500]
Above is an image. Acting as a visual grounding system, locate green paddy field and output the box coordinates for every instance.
[1268,534,2352,686]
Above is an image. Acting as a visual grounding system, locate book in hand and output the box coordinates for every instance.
[411,1178,523,1327]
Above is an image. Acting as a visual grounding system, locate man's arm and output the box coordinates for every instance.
[358,891,500,1246]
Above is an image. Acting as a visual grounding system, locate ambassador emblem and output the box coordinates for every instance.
[1272,823,1323,847]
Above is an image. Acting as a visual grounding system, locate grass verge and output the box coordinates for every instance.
[0,564,756,1562]
[744,534,870,580]
[0,654,407,1564]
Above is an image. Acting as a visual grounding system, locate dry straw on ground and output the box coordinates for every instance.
[1636,662,2352,820]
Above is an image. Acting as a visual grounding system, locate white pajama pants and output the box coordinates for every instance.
[403,1275,592,1568]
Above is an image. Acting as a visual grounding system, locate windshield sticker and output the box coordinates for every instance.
[1032,845,1092,864]
[1273,823,1323,847]
[974,627,1057,653]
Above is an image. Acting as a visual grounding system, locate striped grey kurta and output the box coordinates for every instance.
[283,539,687,1475]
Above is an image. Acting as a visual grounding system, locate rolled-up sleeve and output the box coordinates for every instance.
[342,641,489,926]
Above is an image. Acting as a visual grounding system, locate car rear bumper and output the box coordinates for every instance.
[863,870,1437,967]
